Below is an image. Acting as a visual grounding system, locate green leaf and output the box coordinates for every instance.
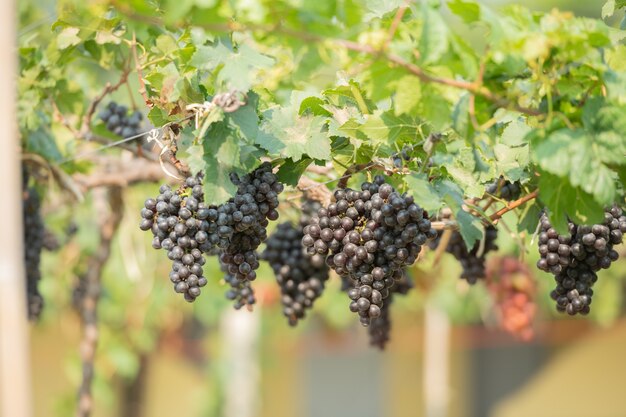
[276,158,312,186]
[226,91,260,142]
[191,41,274,91]
[419,4,449,65]
[57,27,81,49]
[533,128,618,205]
[257,97,331,161]
[602,0,616,18]
[500,119,531,146]
[363,0,404,21]
[394,76,422,116]
[447,0,480,23]
[404,173,443,213]
[433,179,483,248]
[538,172,604,234]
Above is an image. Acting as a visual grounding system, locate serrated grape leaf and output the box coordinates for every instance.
[447,147,489,198]
[538,172,604,234]
[433,179,483,247]
[358,111,419,144]
[451,93,470,139]
[184,121,259,205]
[419,4,449,65]
[191,41,274,91]
[57,27,81,49]
[534,128,618,206]
[403,173,443,212]
[447,0,481,23]
[299,96,331,116]
[603,0,616,18]
[363,0,404,21]
[147,107,171,126]
[257,105,330,161]
[394,75,422,116]
[276,158,312,186]
[226,91,259,142]
[494,143,529,182]
[500,119,531,146]
[517,202,542,234]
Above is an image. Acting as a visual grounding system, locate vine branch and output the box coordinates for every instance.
[76,187,124,417]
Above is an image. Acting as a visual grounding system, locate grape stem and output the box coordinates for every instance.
[431,190,539,230]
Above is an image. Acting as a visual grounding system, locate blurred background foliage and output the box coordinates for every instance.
[19,0,626,417]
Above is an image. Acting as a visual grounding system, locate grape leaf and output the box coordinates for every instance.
[276,158,312,186]
[419,4,449,65]
[257,104,330,161]
[538,172,604,234]
[403,173,443,212]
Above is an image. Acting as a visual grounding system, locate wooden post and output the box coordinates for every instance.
[0,0,33,416]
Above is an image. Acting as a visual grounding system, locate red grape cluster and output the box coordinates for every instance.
[486,257,536,341]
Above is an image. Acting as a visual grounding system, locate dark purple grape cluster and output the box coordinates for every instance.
[486,176,521,201]
[23,180,44,320]
[367,271,413,350]
[217,163,283,303]
[140,163,283,306]
[221,261,256,310]
[262,221,329,326]
[429,226,498,284]
[302,175,436,326]
[140,175,215,302]
[98,102,144,139]
[538,208,626,315]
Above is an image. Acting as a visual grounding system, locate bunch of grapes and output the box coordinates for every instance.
[98,102,145,139]
[367,271,413,350]
[486,257,536,341]
[23,177,44,320]
[537,207,626,315]
[262,221,329,326]
[140,175,216,302]
[302,175,436,326]
[218,162,283,291]
[221,260,256,310]
[429,226,498,284]
[485,176,521,201]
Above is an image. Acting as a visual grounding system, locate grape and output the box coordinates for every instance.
[485,176,521,201]
[221,261,256,310]
[218,162,284,307]
[429,226,498,284]
[302,175,435,326]
[367,271,413,350]
[537,207,625,315]
[99,102,149,147]
[139,174,216,302]
[262,213,329,326]
[22,170,44,320]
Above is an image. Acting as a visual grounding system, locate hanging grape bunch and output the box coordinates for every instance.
[139,175,217,302]
[537,207,626,315]
[98,101,145,139]
[486,176,522,201]
[218,162,284,293]
[429,222,498,284]
[486,257,536,341]
[23,169,45,320]
[262,208,329,326]
[368,271,413,350]
[221,260,256,310]
[302,175,436,326]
